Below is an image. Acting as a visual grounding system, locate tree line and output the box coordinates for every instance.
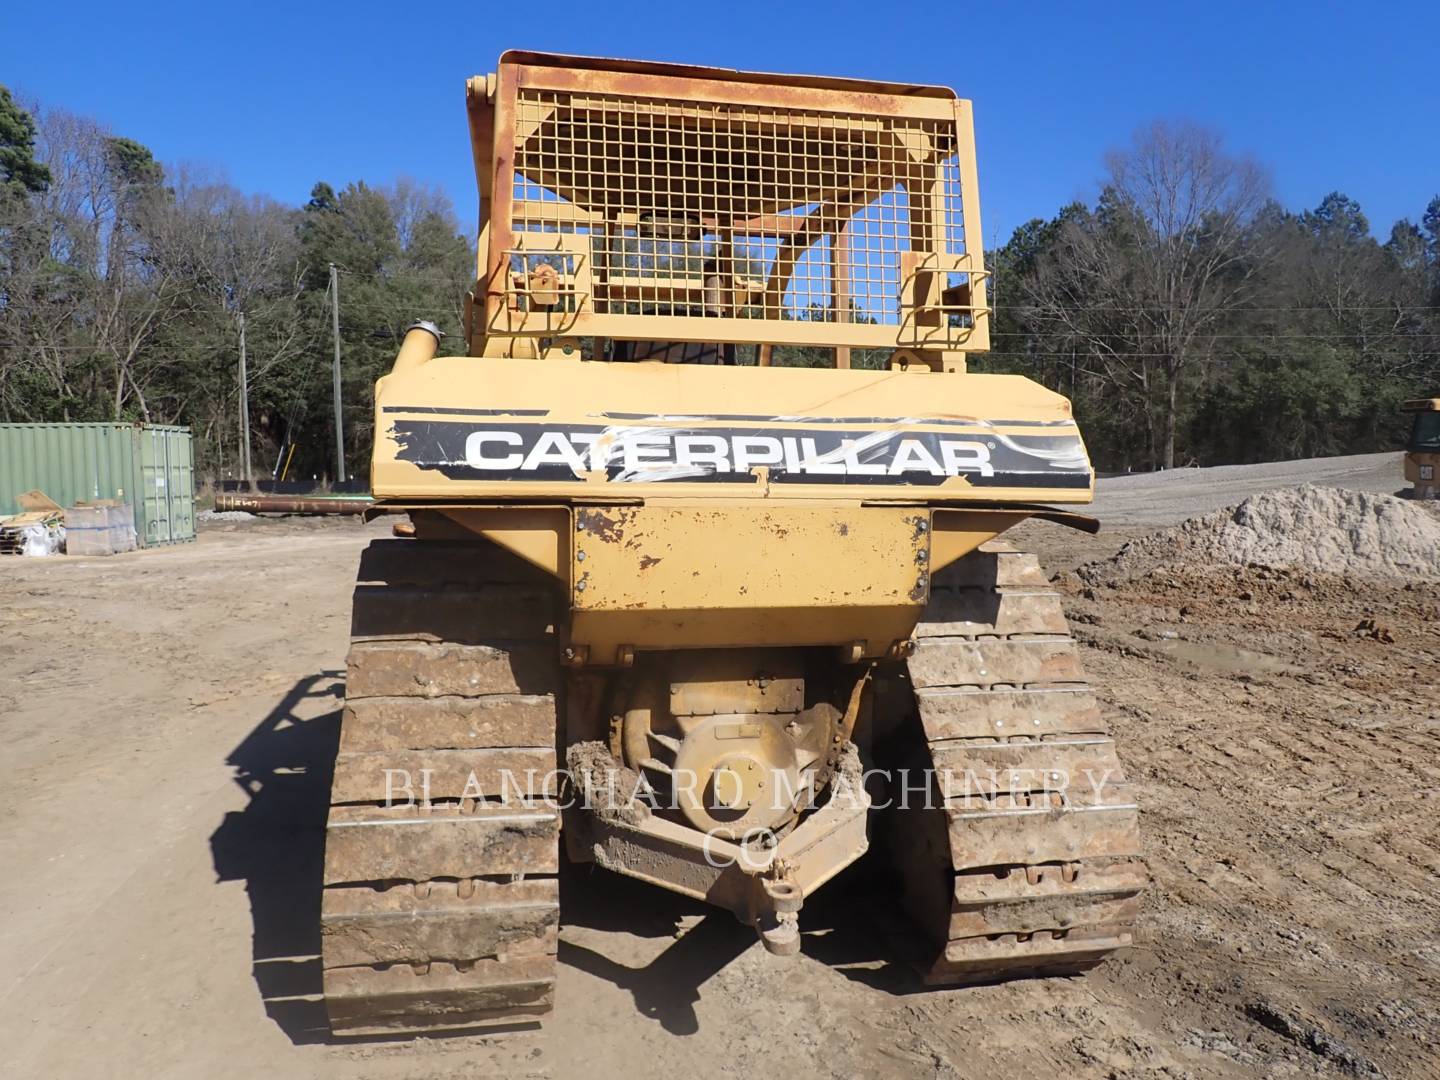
[986,121,1440,471]
[2,88,1437,480]
[0,86,472,482]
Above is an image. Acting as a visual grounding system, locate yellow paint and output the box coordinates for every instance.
[372,356,1093,505]
[436,506,569,576]
[565,502,932,663]
[930,509,1031,571]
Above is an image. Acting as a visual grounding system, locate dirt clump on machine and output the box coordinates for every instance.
[1082,484,1440,585]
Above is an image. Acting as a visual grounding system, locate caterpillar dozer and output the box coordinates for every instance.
[1402,398,1440,499]
[319,51,1145,1036]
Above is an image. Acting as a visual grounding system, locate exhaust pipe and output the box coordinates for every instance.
[391,320,444,374]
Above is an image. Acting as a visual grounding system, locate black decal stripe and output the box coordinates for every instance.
[389,419,1090,489]
[768,471,1093,488]
[416,464,757,484]
[604,468,757,485]
[412,464,1086,489]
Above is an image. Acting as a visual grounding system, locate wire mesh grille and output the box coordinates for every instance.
[506,88,970,338]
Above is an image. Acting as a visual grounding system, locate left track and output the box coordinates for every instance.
[320,539,563,1037]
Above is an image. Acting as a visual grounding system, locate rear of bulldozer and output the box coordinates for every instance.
[319,51,1145,1036]
[1402,398,1440,499]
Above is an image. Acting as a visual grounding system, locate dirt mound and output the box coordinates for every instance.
[1083,484,1440,584]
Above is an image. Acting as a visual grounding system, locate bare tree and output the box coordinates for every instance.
[15,107,194,420]
[153,169,308,472]
[386,177,454,252]
[165,169,306,375]
[1022,122,1270,468]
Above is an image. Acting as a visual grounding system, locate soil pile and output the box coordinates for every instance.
[1083,484,1440,584]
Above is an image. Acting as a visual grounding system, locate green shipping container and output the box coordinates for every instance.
[0,423,195,547]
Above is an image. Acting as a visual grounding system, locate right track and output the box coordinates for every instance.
[898,541,1147,983]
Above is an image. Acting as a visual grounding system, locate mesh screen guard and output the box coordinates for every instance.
[478,61,990,356]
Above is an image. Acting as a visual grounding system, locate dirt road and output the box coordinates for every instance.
[2,455,1436,1079]
[1090,451,1405,524]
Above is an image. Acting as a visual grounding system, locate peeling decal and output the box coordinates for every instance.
[990,433,1091,470]
[389,419,1091,488]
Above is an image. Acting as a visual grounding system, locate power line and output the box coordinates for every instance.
[997,303,1440,314]
[0,341,240,352]
[990,330,1440,341]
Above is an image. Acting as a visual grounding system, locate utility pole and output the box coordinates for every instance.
[238,309,252,487]
[329,263,347,484]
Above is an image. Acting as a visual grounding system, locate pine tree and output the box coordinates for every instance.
[0,85,50,198]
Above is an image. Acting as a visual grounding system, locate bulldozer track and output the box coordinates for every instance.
[321,539,562,1036]
[901,542,1146,984]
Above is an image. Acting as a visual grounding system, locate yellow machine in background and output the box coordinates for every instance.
[319,52,1145,1036]
[1402,399,1440,499]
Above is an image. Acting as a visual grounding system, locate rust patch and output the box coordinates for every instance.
[836,522,850,537]
[577,508,628,544]
[638,555,663,570]
[761,513,790,539]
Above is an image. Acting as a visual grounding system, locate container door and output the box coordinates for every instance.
[169,430,195,541]
[140,427,170,545]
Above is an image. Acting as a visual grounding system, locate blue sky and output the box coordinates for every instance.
[4,0,1437,245]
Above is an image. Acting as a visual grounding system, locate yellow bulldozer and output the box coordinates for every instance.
[319,51,1145,1036]
[1402,398,1440,499]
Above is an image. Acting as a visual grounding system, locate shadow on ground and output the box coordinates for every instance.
[557,861,744,1036]
[209,676,930,1044]
[209,671,343,1046]
[557,844,928,1036]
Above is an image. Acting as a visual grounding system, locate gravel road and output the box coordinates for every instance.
[1091,451,1403,524]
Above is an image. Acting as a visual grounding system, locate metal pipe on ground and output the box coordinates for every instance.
[215,493,375,515]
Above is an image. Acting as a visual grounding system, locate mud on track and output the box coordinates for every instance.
[1,459,1437,1079]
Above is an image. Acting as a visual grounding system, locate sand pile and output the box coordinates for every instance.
[1083,484,1440,584]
